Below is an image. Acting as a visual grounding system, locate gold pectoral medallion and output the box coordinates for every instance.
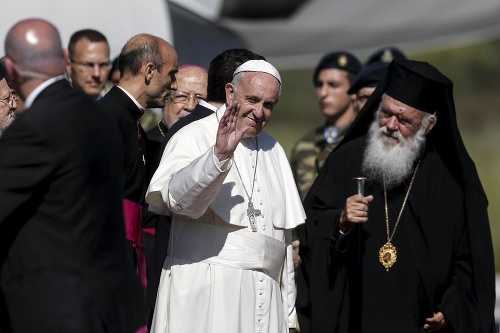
[379,241,397,271]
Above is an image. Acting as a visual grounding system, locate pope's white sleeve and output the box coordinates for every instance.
[147,146,232,219]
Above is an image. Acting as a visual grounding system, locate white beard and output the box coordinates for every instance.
[362,110,428,190]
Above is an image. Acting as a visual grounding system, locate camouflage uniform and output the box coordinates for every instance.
[291,122,349,200]
[99,80,115,98]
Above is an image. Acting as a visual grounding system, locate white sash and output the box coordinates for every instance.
[169,220,286,282]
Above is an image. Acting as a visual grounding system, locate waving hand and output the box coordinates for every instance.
[214,102,249,161]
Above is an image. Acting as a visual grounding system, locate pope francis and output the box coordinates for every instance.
[146,60,305,333]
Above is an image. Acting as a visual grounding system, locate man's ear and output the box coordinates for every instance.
[63,49,72,78]
[4,57,16,83]
[425,114,437,134]
[62,48,69,65]
[145,62,155,82]
[348,89,357,102]
[225,83,235,103]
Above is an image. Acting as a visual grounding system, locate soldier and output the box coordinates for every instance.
[290,51,361,200]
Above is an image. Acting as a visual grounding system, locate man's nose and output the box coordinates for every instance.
[184,97,197,111]
[318,84,328,97]
[253,103,265,118]
[386,116,399,130]
[170,80,178,91]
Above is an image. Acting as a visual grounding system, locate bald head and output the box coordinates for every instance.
[175,65,208,98]
[164,65,208,127]
[117,33,178,109]
[4,18,65,77]
[119,33,176,78]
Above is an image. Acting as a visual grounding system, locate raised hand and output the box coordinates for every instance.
[214,102,249,161]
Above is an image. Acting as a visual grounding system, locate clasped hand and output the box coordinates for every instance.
[424,311,448,332]
[339,194,374,232]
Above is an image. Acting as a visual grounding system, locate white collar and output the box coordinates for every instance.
[116,85,145,111]
[24,75,66,109]
[199,99,217,111]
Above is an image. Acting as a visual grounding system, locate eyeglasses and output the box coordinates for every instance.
[170,92,205,105]
[71,58,112,72]
[0,94,15,119]
[0,94,13,109]
[379,108,416,128]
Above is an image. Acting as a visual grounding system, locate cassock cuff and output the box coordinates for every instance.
[331,217,352,253]
[212,147,232,171]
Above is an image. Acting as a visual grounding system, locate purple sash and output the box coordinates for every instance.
[123,198,147,289]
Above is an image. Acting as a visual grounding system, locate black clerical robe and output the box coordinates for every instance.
[99,86,148,287]
[297,135,494,333]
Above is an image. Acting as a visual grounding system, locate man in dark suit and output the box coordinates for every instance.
[65,29,113,100]
[145,48,266,328]
[99,33,178,289]
[0,18,144,332]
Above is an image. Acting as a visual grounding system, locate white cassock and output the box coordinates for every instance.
[146,104,306,333]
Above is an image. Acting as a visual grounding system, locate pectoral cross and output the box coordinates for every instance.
[247,201,261,232]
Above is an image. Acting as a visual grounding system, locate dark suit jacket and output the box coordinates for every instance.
[162,103,214,149]
[145,121,168,193]
[146,120,168,145]
[145,102,214,328]
[0,79,145,333]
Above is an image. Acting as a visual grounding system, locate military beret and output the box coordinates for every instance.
[313,51,362,83]
[366,46,406,65]
[347,62,389,95]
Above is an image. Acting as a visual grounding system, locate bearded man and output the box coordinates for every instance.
[296,58,495,333]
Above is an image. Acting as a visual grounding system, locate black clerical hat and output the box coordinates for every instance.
[385,57,453,113]
[313,51,361,83]
[336,57,456,153]
[347,62,389,95]
[366,46,406,65]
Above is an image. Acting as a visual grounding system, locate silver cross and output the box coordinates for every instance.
[247,201,261,232]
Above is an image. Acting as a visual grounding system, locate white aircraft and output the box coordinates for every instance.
[1,0,500,68]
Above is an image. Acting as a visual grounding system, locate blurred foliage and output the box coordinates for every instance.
[266,38,500,270]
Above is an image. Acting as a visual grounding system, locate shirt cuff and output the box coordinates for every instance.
[212,147,232,171]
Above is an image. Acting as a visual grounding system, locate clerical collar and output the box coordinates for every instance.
[117,85,145,117]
